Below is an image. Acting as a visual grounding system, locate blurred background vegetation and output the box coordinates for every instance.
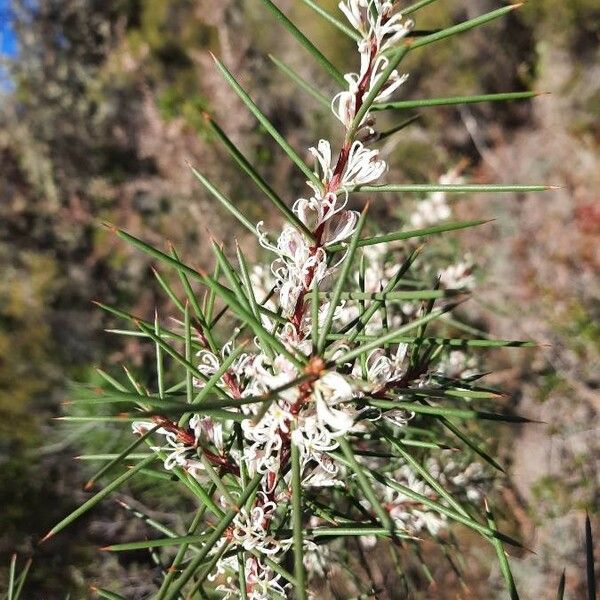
[0,0,598,597]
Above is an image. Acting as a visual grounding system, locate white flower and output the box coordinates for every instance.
[331,79,358,130]
[309,138,334,183]
[321,209,360,246]
[364,345,408,387]
[303,540,332,578]
[338,0,369,34]
[231,495,292,555]
[341,141,387,188]
[438,260,475,290]
[293,190,348,230]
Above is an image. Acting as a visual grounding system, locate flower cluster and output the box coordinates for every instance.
[334,1,413,130]
[124,2,491,597]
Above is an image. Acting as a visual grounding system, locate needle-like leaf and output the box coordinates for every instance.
[212,55,321,189]
[258,0,345,86]
[291,436,307,599]
[485,500,520,600]
[409,5,521,50]
[317,204,368,352]
[371,91,538,111]
[327,220,489,253]
[269,54,330,109]
[207,115,315,240]
[41,455,156,542]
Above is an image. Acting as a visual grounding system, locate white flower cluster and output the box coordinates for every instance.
[410,166,466,229]
[334,0,413,129]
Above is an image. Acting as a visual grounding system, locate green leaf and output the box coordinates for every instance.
[556,569,566,600]
[354,183,548,193]
[327,333,534,348]
[377,114,422,141]
[190,165,258,237]
[291,438,307,599]
[42,455,156,542]
[103,533,208,552]
[317,205,368,352]
[301,0,361,41]
[154,509,207,600]
[366,399,531,423]
[379,427,470,518]
[402,0,440,16]
[372,91,538,111]
[91,588,127,600]
[332,451,521,546]
[258,0,345,86]
[327,220,489,253]
[11,557,32,600]
[171,245,218,353]
[438,416,505,473]
[83,425,159,491]
[199,270,306,368]
[212,55,322,189]
[113,227,203,282]
[319,289,462,301]
[485,500,520,600]
[338,437,394,532]
[269,54,330,109]
[344,246,420,341]
[333,305,451,365]
[409,4,521,50]
[207,115,315,240]
[152,268,185,313]
[350,46,409,134]
[136,320,231,399]
[7,554,16,600]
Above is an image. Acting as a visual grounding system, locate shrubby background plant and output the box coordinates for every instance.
[1,0,598,598]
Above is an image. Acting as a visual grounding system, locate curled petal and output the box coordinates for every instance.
[322,209,359,246]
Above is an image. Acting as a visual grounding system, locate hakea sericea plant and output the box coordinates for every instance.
[48,1,552,598]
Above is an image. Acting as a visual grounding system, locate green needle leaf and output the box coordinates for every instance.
[269,54,330,109]
[7,554,16,600]
[556,569,566,600]
[83,425,159,491]
[338,437,394,532]
[319,289,461,301]
[402,0,440,16]
[113,227,203,282]
[350,45,409,135]
[379,427,470,518]
[409,5,521,50]
[327,220,489,253]
[333,305,451,365]
[586,512,596,600]
[189,165,258,237]
[291,438,307,599]
[91,588,127,600]
[354,184,549,193]
[372,91,538,111]
[42,455,156,542]
[160,473,263,600]
[318,204,368,352]
[485,500,520,600]
[301,0,361,40]
[332,451,521,546]
[366,399,531,423]
[207,115,315,240]
[258,0,346,86]
[212,55,322,189]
